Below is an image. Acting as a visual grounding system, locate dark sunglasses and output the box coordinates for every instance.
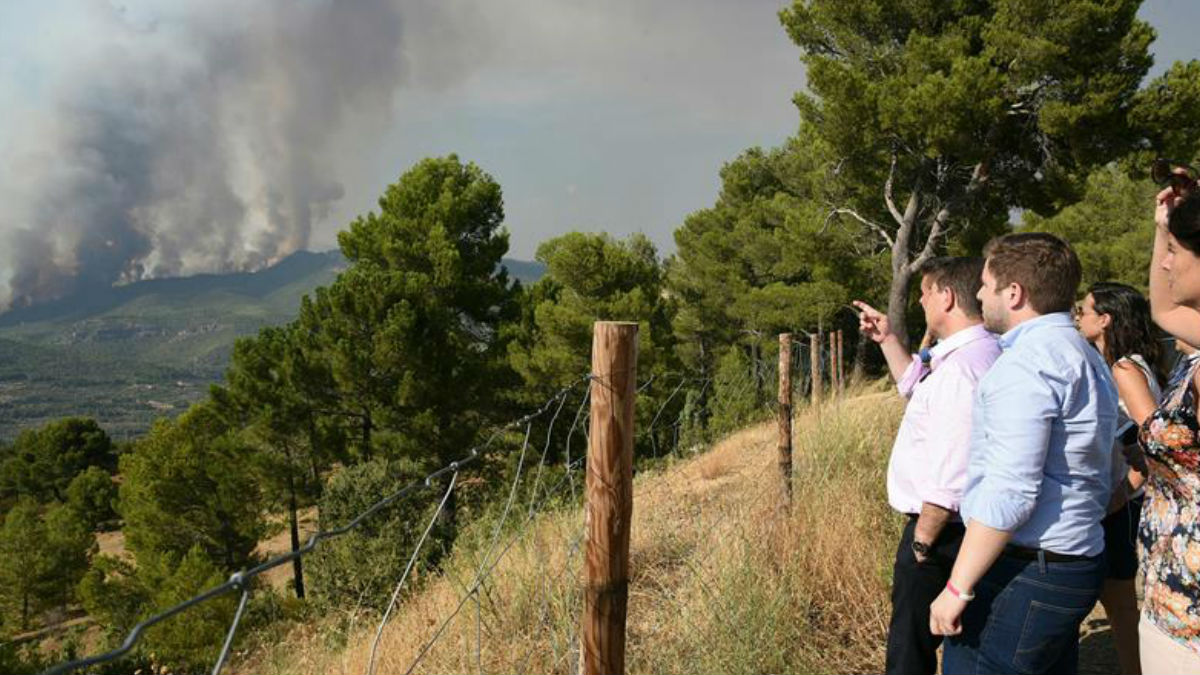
[1151,157,1199,188]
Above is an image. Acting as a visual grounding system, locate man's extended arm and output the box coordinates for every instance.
[853,301,914,382]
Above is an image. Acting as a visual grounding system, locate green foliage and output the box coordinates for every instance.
[670,142,881,373]
[78,555,145,642]
[118,403,266,572]
[781,0,1154,210]
[0,498,94,633]
[65,466,119,531]
[41,502,96,607]
[509,232,685,459]
[0,418,114,505]
[0,498,52,632]
[0,642,48,675]
[143,547,239,671]
[307,458,445,611]
[512,232,672,390]
[774,0,1181,340]
[1129,60,1200,168]
[215,323,343,598]
[0,253,542,443]
[708,350,771,437]
[298,155,520,471]
[1022,165,1157,291]
[79,547,238,674]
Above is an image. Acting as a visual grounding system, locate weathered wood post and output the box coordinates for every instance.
[829,332,838,398]
[810,334,822,409]
[583,322,637,675]
[778,333,793,508]
[836,329,845,393]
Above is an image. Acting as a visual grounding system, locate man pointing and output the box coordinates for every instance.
[855,256,999,675]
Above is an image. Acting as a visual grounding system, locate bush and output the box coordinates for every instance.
[0,642,47,675]
[65,466,118,531]
[308,458,450,611]
[708,349,771,435]
[0,418,115,504]
[80,547,240,674]
[0,498,93,633]
[118,405,265,572]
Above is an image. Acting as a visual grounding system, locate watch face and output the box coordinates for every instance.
[912,541,930,556]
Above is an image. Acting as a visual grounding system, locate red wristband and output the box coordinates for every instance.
[946,580,975,601]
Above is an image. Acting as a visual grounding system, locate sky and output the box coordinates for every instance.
[0,0,1197,306]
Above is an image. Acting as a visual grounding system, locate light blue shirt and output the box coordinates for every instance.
[960,312,1118,556]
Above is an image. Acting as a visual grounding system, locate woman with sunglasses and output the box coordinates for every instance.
[1076,282,1164,675]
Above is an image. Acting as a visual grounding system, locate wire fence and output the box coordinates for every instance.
[40,335,843,675]
[42,375,591,675]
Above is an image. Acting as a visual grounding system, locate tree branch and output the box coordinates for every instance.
[825,207,895,249]
[906,162,990,274]
[884,148,905,228]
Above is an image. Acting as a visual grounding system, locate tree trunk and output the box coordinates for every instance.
[698,339,711,432]
[361,412,372,461]
[306,414,324,499]
[851,330,869,383]
[309,452,322,499]
[436,481,457,544]
[886,265,915,351]
[288,472,305,599]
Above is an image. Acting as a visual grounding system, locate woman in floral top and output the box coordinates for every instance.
[1142,181,1200,673]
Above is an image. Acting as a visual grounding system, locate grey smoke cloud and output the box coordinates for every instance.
[1,0,412,309]
[10,0,1188,313]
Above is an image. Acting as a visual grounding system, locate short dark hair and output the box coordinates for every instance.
[1169,191,1200,253]
[919,256,985,319]
[983,232,1081,314]
[1087,282,1164,385]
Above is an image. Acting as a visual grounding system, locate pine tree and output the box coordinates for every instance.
[118,403,265,572]
[779,0,1196,345]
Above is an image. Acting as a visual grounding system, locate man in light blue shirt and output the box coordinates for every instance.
[929,233,1118,675]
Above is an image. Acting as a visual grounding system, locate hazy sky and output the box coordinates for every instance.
[0,0,1197,295]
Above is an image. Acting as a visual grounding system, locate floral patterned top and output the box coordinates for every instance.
[1140,356,1200,650]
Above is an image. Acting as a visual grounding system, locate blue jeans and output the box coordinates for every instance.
[942,551,1105,675]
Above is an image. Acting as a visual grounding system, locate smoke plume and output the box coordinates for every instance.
[0,0,411,310]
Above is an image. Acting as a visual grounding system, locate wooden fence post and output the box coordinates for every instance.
[828,332,838,397]
[836,329,845,392]
[778,334,793,508]
[810,334,821,409]
[583,322,638,675]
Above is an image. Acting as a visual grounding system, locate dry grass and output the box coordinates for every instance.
[253,507,320,592]
[232,384,906,675]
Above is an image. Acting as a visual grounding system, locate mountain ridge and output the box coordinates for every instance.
[0,252,544,440]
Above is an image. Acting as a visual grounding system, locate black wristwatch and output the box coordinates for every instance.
[911,540,932,559]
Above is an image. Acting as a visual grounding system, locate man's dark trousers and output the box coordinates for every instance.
[886,514,965,675]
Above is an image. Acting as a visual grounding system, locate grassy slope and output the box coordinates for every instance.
[234,384,908,675]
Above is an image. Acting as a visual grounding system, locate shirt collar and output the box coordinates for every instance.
[930,323,991,361]
[997,312,1074,351]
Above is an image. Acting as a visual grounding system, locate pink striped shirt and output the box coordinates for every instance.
[887,324,1000,514]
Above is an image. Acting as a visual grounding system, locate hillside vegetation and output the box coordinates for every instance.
[233,385,904,675]
[0,253,543,440]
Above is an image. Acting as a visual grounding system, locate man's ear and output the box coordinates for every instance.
[1006,282,1026,311]
[940,285,956,314]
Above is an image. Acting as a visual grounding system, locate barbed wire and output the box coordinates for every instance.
[42,343,838,675]
[41,375,591,675]
[401,454,587,674]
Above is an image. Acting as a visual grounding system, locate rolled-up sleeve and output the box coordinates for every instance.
[895,356,924,399]
[962,359,1060,531]
[918,365,976,511]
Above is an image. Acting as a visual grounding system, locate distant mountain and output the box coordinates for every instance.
[0,252,544,441]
